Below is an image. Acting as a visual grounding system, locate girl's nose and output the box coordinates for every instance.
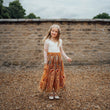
[53,32,55,34]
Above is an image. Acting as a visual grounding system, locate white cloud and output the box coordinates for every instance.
[3,0,110,19]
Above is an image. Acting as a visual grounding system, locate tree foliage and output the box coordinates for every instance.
[0,0,40,19]
[8,0,26,18]
[93,12,110,19]
[2,6,10,18]
[25,13,40,19]
[0,0,3,18]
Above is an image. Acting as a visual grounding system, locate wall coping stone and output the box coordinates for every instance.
[0,19,110,23]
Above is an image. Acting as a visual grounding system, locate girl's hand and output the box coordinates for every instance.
[44,63,48,70]
[67,57,72,62]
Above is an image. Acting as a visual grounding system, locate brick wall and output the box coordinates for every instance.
[0,19,110,68]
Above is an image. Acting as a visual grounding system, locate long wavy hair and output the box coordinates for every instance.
[42,24,61,46]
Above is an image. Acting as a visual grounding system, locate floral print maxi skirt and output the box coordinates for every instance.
[39,52,66,93]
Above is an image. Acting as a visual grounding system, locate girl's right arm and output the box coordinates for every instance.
[44,39,48,64]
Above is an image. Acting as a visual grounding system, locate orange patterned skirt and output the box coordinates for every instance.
[39,52,66,93]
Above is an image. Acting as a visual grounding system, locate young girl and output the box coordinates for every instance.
[39,24,72,100]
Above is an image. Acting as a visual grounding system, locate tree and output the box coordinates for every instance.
[0,0,3,18]
[25,13,40,19]
[0,0,10,18]
[8,0,26,18]
[0,0,41,19]
[93,12,110,19]
[2,6,10,18]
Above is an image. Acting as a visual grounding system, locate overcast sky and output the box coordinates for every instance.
[3,0,110,19]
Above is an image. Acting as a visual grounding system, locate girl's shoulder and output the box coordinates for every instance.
[45,38,49,43]
[45,38,62,44]
[59,38,62,43]
[59,38,62,41]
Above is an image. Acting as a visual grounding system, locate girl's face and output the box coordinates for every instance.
[51,27,58,38]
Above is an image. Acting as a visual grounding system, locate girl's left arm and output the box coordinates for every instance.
[60,39,71,61]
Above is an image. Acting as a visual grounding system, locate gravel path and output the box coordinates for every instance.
[0,64,110,110]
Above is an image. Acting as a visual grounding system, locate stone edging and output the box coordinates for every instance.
[0,19,110,23]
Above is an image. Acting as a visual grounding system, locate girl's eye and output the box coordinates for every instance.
[53,31,57,33]
[51,29,58,33]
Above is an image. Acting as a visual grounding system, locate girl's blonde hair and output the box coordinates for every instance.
[42,24,61,46]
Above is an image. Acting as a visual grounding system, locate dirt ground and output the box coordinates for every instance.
[0,64,110,110]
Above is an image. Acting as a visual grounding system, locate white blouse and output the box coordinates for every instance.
[44,38,69,64]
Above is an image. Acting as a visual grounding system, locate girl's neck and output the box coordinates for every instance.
[50,37,57,42]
